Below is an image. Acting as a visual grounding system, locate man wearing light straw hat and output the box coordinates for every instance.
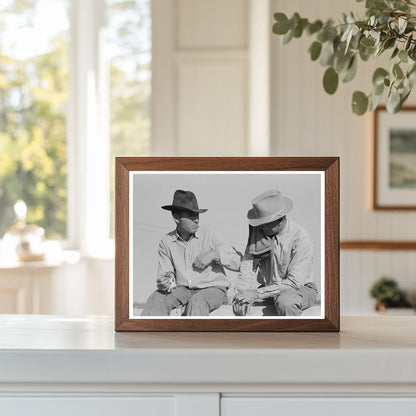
[233,190,318,316]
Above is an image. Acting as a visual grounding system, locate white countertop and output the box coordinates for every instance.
[0,315,415,387]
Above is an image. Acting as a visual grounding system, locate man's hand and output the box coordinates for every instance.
[157,272,175,292]
[232,289,258,316]
[193,250,219,270]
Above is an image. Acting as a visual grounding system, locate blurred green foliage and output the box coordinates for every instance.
[369,276,411,307]
[0,0,151,240]
[0,2,69,239]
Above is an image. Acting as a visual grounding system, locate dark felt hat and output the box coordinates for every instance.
[162,190,207,213]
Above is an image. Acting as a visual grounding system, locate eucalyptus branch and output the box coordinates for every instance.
[272,0,416,115]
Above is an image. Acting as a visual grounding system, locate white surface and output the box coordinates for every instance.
[222,398,416,416]
[1,397,175,416]
[0,315,415,414]
[0,315,416,387]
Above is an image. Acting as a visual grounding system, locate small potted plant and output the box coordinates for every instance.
[369,276,412,312]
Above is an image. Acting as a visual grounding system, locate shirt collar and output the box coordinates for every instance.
[172,228,200,242]
[275,217,290,237]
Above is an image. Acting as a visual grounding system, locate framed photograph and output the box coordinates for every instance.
[374,106,416,210]
[115,157,339,332]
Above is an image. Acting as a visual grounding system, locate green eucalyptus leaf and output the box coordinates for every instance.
[342,56,358,82]
[309,41,322,61]
[393,63,404,79]
[408,71,416,88]
[273,14,290,35]
[307,20,323,35]
[399,49,408,63]
[333,35,341,52]
[317,29,328,43]
[398,17,407,34]
[387,87,401,113]
[320,40,335,66]
[293,18,308,38]
[405,34,413,51]
[374,82,385,96]
[323,67,339,94]
[360,37,375,48]
[282,29,294,44]
[334,52,352,72]
[369,92,383,111]
[372,67,389,85]
[409,45,416,60]
[352,91,369,115]
[289,12,301,30]
[273,13,290,34]
[383,37,396,50]
[401,88,411,106]
[391,47,399,59]
[366,0,388,10]
[350,33,361,49]
[341,26,352,43]
[359,44,375,61]
[408,63,416,77]
[384,77,391,87]
[325,27,338,42]
[393,0,409,11]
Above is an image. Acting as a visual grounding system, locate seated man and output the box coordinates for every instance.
[233,189,318,316]
[142,189,241,316]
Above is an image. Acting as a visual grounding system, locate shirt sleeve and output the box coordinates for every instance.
[157,240,174,279]
[236,253,259,291]
[211,231,243,272]
[283,235,314,289]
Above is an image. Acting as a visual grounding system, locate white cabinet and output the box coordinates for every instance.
[1,316,416,415]
[222,398,416,416]
[1,396,175,416]
[0,261,84,314]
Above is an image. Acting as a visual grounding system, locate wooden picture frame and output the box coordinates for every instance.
[115,157,339,332]
[373,106,416,210]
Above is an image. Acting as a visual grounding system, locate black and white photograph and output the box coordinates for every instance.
[129,171,324,319]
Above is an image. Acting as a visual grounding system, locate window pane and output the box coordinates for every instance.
[106,0,151,237]
[0,0,70,239]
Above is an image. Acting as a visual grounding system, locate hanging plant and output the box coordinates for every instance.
[272,0,416,115]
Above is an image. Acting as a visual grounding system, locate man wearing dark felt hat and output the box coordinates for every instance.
[141,190,241,316]
[232,189,318,316]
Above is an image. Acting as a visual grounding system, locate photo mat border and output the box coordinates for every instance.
[129,171,325,320]
[115,157,340,332]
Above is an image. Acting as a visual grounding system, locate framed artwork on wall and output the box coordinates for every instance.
[115,157,339,332]
[374,106,416,210]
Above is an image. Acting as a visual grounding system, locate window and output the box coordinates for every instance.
[0,0,151,253]
[0,0,70,239]
[106,0,151,237]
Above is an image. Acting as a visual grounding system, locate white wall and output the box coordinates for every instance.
[152,0,252,156]
[271,0,416,313]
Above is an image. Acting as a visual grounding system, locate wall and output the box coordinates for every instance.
[152,0,256,156]
[271,0,416,313]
